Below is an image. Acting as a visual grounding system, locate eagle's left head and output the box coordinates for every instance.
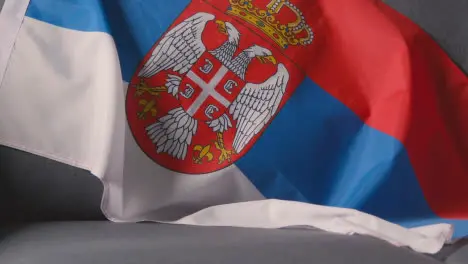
[216,21,240,44]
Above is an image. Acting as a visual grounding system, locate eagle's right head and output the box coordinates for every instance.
[245,45,277,65]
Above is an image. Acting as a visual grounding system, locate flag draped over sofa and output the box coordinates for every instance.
[0,0,467,254]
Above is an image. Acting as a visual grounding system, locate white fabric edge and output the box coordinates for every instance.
[168,199,453,254]
[0,139,91,171]
[0,0,30,87]
[97,81,126,222]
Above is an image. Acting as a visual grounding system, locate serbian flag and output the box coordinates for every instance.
[0,0,467,253]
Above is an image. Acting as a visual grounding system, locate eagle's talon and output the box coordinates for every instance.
[215,135,233,164]
[217,147,233,164]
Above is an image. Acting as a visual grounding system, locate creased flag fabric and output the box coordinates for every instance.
[0,0,467,254]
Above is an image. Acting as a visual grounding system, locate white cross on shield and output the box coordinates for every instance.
[186,66,230,116]
[178,52,245,122]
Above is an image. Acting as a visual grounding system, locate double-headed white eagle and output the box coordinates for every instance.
[139,12,290,160]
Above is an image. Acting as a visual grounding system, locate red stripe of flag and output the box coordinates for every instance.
[289,0,468,218]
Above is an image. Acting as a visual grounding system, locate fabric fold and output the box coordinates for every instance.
[173,199,453,254]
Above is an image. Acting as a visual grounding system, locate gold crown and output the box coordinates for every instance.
[227,0,314,48]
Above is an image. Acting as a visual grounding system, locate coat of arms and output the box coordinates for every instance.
[126,0,314,174]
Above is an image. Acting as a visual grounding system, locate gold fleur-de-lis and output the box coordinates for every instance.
[193,144,214,164]
[134,79,166,97]
[137,99,157,119]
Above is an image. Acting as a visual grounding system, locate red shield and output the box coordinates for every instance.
[126,0,304,174]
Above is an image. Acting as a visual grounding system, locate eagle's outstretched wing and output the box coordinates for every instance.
[229,64,290,153]
[138,12,214,78]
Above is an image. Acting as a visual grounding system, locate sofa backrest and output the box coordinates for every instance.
[0,147,105,222]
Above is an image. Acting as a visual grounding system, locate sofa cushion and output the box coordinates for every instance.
[445,243,468,264]
[0,222,443,264]
[434,239,468,264]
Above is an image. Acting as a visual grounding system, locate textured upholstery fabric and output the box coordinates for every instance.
[0,147,105,222]
[435,240,468,264]
[385,0,468,73]
[445,244,468,264]
[0,222,443,264]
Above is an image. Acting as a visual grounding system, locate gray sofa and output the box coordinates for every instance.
[1,0,467,263]
[2,147,468,264]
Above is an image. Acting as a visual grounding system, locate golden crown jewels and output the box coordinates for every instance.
[227,0,314,48]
